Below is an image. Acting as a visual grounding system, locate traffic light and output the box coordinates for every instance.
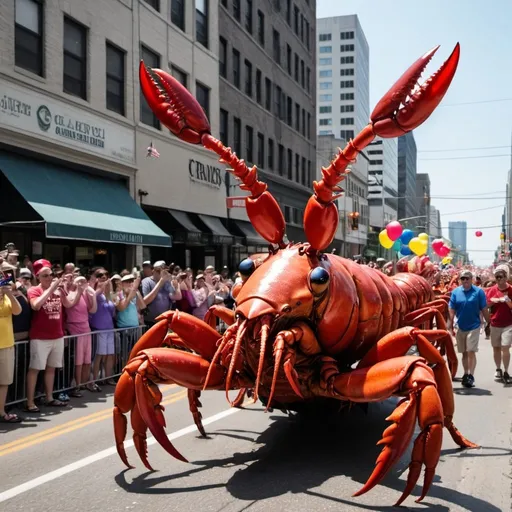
[348,212,359,230]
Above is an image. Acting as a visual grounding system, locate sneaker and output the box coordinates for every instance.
[503,372,511,385]
[466,374,475,388]
[495,369,503,381]
[461,374,469,387]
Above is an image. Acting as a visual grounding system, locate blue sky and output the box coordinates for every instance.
[317,0,512,266]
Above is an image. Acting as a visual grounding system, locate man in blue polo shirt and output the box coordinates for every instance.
[449,269,489,388]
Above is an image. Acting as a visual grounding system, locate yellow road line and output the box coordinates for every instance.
[0,384,178,451]
[0,389,188,457]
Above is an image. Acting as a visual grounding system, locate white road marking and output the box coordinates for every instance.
[0,407,241,503]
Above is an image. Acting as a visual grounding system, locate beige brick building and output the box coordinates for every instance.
[0,0,235,272]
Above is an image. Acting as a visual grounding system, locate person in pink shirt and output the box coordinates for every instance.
[65,275,97,396]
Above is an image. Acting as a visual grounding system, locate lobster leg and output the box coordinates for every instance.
[318,356,449,505]
[357,326,477,451]
[404,307,458,378]
[204,305,236,330]
[114,348,228,469]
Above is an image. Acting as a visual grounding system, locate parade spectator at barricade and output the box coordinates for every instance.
[141,261,153,279]
[25,259,77,411]
[89,268,116,389]
[141,261,181,327]
[485,265,512,384]
[449,269,489,388]
[19,267,34,290]
[192,274,218,320]
[174,272,196,313]
[65,275,97,397]
[0,266,22,422]
[114,274,145,357]
[12,279,31,341]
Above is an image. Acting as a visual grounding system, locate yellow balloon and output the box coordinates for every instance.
[442,256,452,264]
[379,229,394,249]
[418,232,429,241]
[409,237,428,256]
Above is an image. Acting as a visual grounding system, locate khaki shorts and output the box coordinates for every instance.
[29,338,64,371]
[456,328,480,353]
[490,325,512,348]
[0,346,14,386]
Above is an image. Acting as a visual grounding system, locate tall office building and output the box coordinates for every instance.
[219,0,317,253]
[397,132,418,221]
[449,221,468,253]
[316,15,369,142]
[367,138,399,229]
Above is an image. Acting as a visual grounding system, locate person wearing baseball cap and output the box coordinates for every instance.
[484,265,512,384]
[448,269,490,388]
[25,259,79,411]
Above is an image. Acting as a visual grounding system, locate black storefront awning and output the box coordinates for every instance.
[168,209,207,245]
[198,214,233,245]
[0,151,171,247]
[233,220,268,246]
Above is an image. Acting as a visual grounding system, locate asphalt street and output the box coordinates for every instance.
[0,336,510,512]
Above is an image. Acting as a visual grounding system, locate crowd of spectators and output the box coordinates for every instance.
[0,243,239,423]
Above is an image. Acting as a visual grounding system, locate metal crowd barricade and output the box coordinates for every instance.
[6,325,147,407]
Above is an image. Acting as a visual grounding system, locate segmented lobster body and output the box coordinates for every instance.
[113,43,478,507]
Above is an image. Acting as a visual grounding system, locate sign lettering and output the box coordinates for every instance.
[0,79,134,164]
[189,159,223,189]
[109,232,144,244]
[226,196,247,208]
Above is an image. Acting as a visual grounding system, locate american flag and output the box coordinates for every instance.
[146,141,160,158]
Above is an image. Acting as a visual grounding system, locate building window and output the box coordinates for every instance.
[256,69,262,104]
[307,160,312,185]
[319,33,331,41]
[295,154,299,182]
[196,81,210,119]
[245,0,253,33]
[306,68,310,92]
[233,0,241,20]
[340,68,354,76]
[287,148,292,179]
[265,77,272,110]
[286,0,291,24]
[171,0,185,30]
[244,60,252,97]
[319,94,332,101]
[307,112,311,139]
[268,139,274,169]
[319,58,332,66]
[245,126,253,163]
[295,103,300,131]
[340,31,355,39]
[293,6,299,34]
[257,10,264,45]
[319,46,332,53]
[196,0,208,48]
[301,157,306,185]
[287,96,292,126]
[219,37,227,77]
[301,108,305,135]
[319,106,331,113]
[106,43,125,116]
[220,109,228,145]
[319,119,332,126]
[143,0,160,10]
[257,132,264,167]
[300,60,305,88]
[294,53,299,81]
[63,17,87,100]
[140,46,160,128]
[171,65,187,87]
[286,44,292,75]
[319,69,331,78]
[278,144,285,175]
[221,0,227,6]
[232,48,240,88]
[15,0,44,76]
[319,82,332,90]
[272,29,280,64]
[233,117,241,154]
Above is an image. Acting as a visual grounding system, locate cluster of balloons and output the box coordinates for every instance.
[432,238,452,258]
[378,222,429,256]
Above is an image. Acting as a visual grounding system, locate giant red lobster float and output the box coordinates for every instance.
[113,43,477,506]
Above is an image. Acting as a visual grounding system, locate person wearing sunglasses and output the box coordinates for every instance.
[448,269,489,388]
[484,265,512,384]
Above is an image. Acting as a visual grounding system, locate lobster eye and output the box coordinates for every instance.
[239,258,255,279]
[309,266,330,295]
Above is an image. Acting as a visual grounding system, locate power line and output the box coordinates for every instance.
[442,205,503,215]
[419,154,510,161]
[439,98,512,107]
[418,145,510,153]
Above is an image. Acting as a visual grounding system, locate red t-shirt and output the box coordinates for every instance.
[27,285,65,340]
[485,284,512,328]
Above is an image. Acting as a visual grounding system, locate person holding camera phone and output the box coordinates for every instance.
[485,265,512,384]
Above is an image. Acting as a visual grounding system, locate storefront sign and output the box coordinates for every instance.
[189,159,223,189]
[109,232,144,244]
[226,196,247,208]
[0,79,135,165]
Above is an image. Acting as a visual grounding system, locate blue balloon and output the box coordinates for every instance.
[400,245,413,256]
[392,239,402,251]
[400,229,415,245]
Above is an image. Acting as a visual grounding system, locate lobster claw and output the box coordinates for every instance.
[371,43,460,137]
[139,61,211,144]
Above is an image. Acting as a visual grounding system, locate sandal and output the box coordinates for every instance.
[44,399,68,407]
[23,405,40,413]
[69,389,83,398]
[0,413,22,423]
[86,383,102,392]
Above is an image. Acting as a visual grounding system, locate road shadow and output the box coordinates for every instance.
[115,400,498,511]
[453,387,492,396]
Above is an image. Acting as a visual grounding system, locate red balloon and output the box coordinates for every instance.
[475,230,482,237]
